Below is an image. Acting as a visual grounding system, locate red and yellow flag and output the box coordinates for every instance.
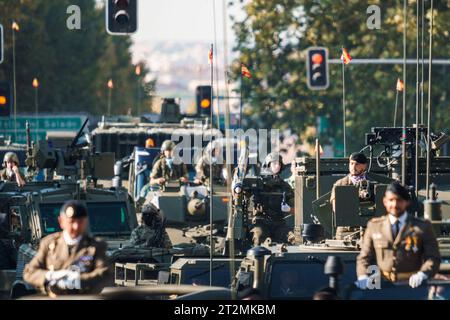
[208,47,213,65]
[340,47,352,65]
[241,63,252,78]
[396,78,404,91]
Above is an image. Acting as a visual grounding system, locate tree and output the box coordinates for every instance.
[230,0,449,155]
[0,0,156,116]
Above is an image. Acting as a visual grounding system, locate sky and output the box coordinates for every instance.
[132,0,238,44]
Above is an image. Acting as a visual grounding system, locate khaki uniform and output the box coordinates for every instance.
[330,175,354,203]
[150,157,188,182]
[129,224,172,249]
[357,214,441,281]
[23,232,110,294]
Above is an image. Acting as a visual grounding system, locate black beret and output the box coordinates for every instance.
[349,152,368,164]
[385,182,411,201]
[60,200,88,218]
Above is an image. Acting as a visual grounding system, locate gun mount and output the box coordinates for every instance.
[24,119,115,181]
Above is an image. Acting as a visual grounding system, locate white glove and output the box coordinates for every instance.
[54,271,81,290]
[354,275,369,290]
[45,270,70,282]
[281,202,291,213]
[409,271,428,288]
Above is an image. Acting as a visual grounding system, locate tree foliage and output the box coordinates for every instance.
[230,0,449,154]
[0,0,156,116]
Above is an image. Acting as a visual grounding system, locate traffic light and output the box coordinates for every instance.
[195,85,212,116]
[106,0,138,35]
[0,24,4,64]
[306,47,329,90]
[0,81,12,117]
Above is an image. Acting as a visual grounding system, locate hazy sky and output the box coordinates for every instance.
[132,0,238,44]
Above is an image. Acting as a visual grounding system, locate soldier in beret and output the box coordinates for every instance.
[330,152,369,212]
[356,182,440,288]
[23,200,110,297]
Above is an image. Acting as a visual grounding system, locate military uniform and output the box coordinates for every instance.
[23,232,110,294]
[129,224,172,249]
[330,174,363,203]
[195,155,223,185]
[250,177,295,245]
[150,157,188,183]
[357,213,441,281]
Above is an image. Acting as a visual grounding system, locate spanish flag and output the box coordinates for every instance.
[340,47,352,65]
[208,47,213,65]
[396,78,404,91]
[241,63,252,78]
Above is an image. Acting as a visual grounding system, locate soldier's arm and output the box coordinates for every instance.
[23,238,51,290]
[149,161,162,184]
[356,221,376,277]
[182,163,188,179]
[79,241,111,293]
[419,220,441,277]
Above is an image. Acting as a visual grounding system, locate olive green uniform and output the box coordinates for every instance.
[150,157,188,182]
[356,214,441,281]
[195,155,224,185]
[23,232,110,295]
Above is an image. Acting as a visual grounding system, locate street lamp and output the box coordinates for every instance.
[107,79,114,116]
[32,78,39,141]
[135,65,141,116]
[12,21,19,142]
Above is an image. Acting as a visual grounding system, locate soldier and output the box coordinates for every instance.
[250,152,295,246]
[194,144,224,186]
[149,140,188,186]
[23,200,110,296]
[356,182,440,289]
[0,152,26,187]
[330,152,368,212]
[129,203,172,249]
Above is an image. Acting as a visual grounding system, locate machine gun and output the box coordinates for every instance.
[224,138,250,255]
[24,118,115,182]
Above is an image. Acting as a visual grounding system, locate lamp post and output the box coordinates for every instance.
[135,65,141,116]
[107,79,113,116]
[32,78,39,141]
[12,21,19,142]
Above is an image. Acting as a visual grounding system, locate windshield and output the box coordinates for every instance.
[40,202,131,235]
[268,261,357,299]
[180,263,236,288]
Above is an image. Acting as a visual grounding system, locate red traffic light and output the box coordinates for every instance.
[0,96,6,105]
[312,53,324,65]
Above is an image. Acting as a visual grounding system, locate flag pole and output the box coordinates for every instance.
[341,58,346,157]
[394,87,399,127]
[209,43,214,287]
[240,66,243,129]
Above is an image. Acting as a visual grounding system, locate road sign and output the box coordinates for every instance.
[0,115,87,144]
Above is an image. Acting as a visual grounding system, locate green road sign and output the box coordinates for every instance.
[0,115,87,144]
